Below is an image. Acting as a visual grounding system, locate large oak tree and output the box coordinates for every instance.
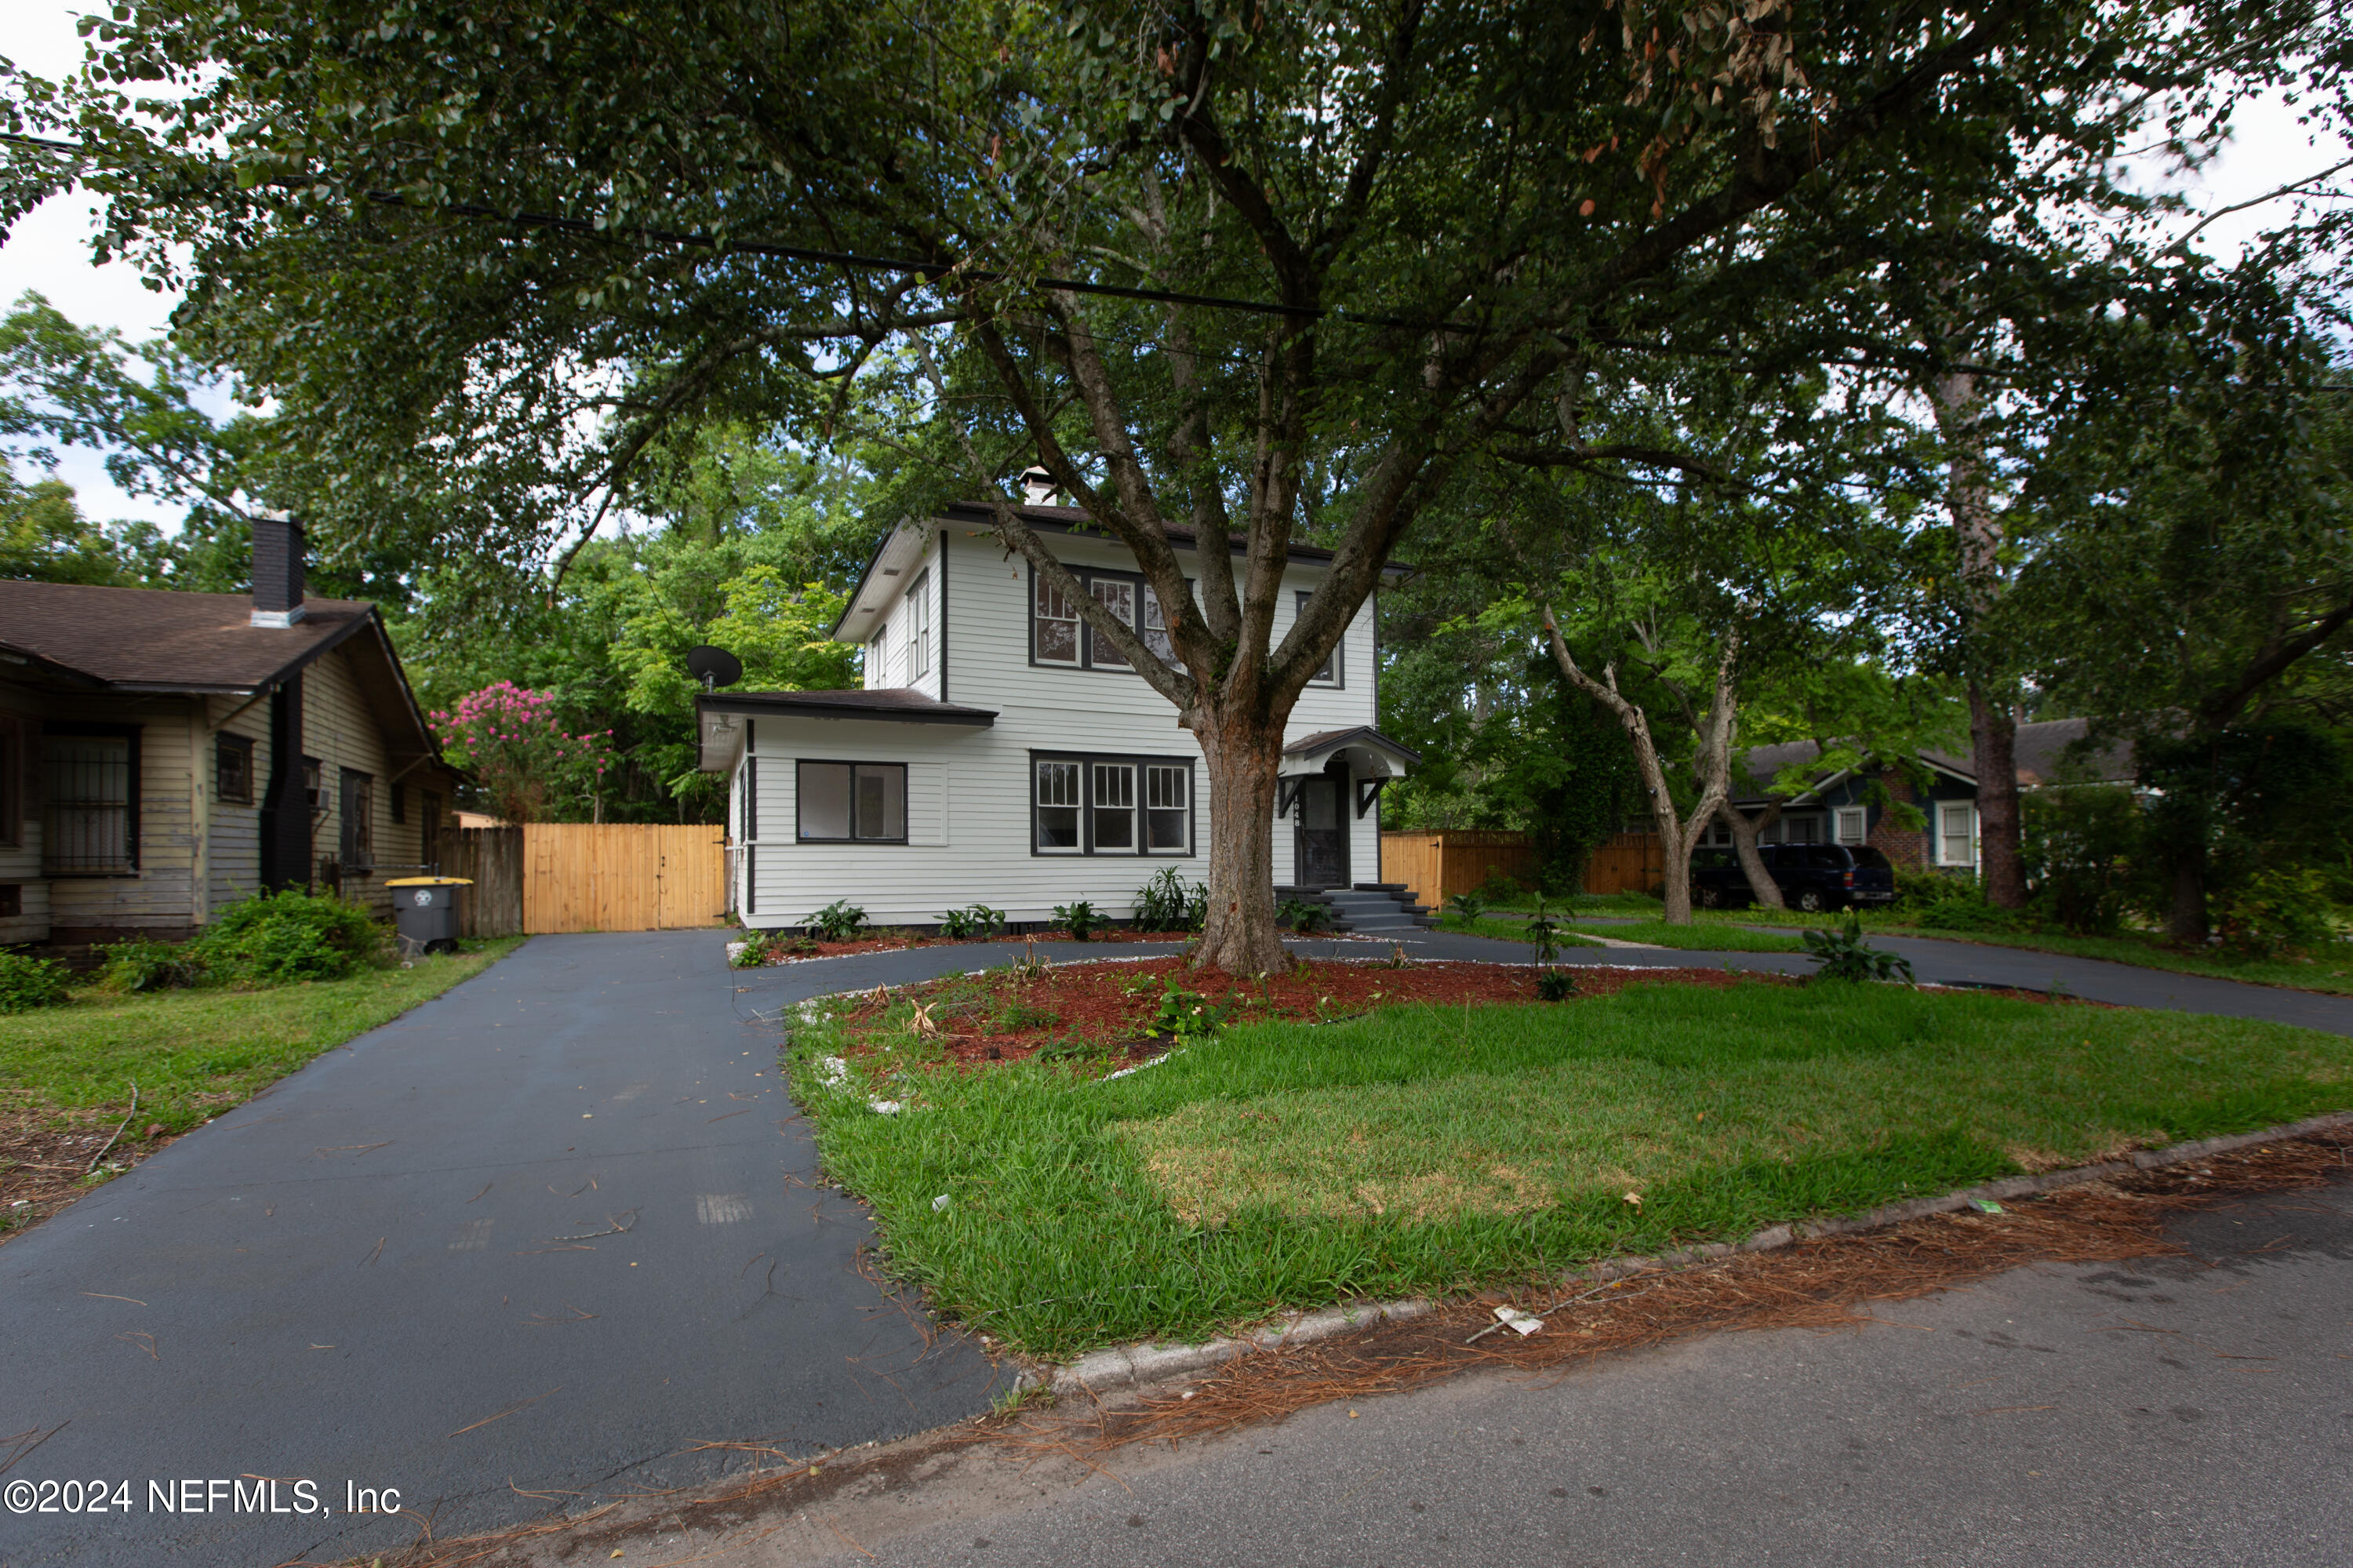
[3,0,2314,969]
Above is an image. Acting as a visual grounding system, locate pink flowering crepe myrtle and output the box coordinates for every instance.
[431,682,614,824]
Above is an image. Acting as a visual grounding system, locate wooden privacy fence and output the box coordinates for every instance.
[437,823,726,935]
[1379,828,1667,906]
[444,826,523,937]
[522,824,729,934]
[1378,831,1538,907]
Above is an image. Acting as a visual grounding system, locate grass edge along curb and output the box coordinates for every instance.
[1038,1106,2353,1397]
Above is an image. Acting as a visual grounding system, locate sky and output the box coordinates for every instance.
[1,2,2348,534]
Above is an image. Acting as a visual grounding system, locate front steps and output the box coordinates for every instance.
[1274,882,1435,935]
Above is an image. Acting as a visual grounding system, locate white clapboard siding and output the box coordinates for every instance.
[728,522,1381,927]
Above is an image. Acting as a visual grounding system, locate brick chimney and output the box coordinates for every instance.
[250,514,307,628]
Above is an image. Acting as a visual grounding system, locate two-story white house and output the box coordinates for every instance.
[696,497,1417,930]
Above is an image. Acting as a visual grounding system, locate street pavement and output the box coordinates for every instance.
[3,923,2348,1566]
[653,1170,2353,1568]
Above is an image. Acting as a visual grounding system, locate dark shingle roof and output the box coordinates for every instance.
[0,579,375,693]
[696,688,998,726]
[1730,718,2135,802]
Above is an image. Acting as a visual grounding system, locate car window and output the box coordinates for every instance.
[1849,846,1892,869]
[1809,847,1846,869]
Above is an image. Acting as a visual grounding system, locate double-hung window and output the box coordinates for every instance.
[868,627,890,687]
[798,761,906,842]
[42,726,139,875]
[1297,590,1340,686]
[1937,802,1977,867]
[1031,566,1190,670]
[216,733,253,805]
[1033,752,1194,855]
[909,571,931,677]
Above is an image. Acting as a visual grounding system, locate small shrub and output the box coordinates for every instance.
[936,904,1006,940]
[1803,915,1915,984]
[1133,868,1206,933]
[2212,865,2336,958]
[0,950,71,1013]
[1475,868,1523,902]
[991,1000,1061,1031]
[1445,891,1489,928]
[191,890,387,984]
[96,939,206,992]
[1522,900,1564,965]
[1536,967,1579,1001]
[1151,980,1223,1042]
[1053,900,1104,940]
[1912,896,2024,934]
[806,900,868,941]
[1277,897,1332,933]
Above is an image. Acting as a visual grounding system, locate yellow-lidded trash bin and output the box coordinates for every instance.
[385,876,472,954]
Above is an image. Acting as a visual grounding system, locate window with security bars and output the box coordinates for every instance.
[42,729,138,875]
[340,769,376,869]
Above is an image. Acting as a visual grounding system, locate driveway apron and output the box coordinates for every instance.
[0,932,1011,1567]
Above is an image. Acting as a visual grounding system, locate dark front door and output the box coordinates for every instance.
[1295,774,1348,890]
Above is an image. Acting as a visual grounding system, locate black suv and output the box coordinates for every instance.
[1690,844,1897,913]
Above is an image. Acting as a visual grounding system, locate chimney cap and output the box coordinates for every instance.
[1019,466,1058,507]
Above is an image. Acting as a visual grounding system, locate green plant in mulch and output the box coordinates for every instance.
[1445,890,1490,929]
[806,900,869,940]
[1276,897,1332,933]
[1803,915,1915,984]
[0,950,71,1013]
[1134,867,1208,933]
[1053,900,1105,940]
[1150,980,1224,1043]
[937,903,1007,940]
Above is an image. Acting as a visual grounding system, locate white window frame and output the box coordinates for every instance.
[867,625,889,688]
[1936,800,1978,867]
[909,572,930,677]
[1295,590,1341,686]
[1834,805,1867,846]
[1034,759,1083,853]
[1145,764,1192,853]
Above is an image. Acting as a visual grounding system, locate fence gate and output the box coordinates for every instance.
[519,824,729,934]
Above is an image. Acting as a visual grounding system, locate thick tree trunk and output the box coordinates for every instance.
[1969,685,2025,908]
[1191,712,1292,976]
[1718,799,1787,909]
[2166,846,2209,943]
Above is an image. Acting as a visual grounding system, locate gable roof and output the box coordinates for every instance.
[1729,718,2136,804]
[0,579,445,766]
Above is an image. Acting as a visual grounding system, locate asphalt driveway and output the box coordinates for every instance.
[0,931,1020,1567]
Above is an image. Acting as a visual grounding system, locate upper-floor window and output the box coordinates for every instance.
[1033,566,1188,671]
[1296,591,1340,686]
[909,571,931,677]
[869,627,889,688]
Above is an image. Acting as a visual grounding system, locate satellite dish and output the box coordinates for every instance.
[686,645,744,691]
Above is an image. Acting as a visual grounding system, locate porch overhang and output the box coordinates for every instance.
[696,689,998,770]
[1278,726,1420,779]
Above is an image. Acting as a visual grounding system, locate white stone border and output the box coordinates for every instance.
[1036,1108,2353,1396]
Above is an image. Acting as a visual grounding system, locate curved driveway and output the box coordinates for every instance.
[5,924,2347,1566]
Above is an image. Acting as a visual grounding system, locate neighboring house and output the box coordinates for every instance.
[1702,718,2134,874]
[0,518,460,948]
[697,494,1416,930]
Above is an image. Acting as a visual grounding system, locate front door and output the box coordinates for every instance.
[1294,774,1348,890]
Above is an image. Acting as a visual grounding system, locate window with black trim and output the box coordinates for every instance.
[340,769,376,869]
[1031,566,1190,670]
[1297,590,1340,686]
[797,761,906,842]
[42,725,140,875]
[1032,751,1195,855]
[216,733,254,805]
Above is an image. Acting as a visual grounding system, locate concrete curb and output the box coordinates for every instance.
[1040,1107,2353,1397]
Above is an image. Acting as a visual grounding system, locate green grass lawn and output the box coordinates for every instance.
[791,978,2353,1358]
[2,939,523,1133]
[1478,890,2353,991]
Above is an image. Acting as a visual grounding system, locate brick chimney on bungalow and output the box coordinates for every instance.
[252,514,313,888]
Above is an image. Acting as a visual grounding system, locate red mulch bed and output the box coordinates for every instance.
[742,927,1195,964]
[833,957,1780,1068]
